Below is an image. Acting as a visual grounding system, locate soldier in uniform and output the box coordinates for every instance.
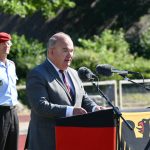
[0,32,19,150]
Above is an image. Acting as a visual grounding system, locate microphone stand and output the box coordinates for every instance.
[92,81,133,150]
[119,74,150,91]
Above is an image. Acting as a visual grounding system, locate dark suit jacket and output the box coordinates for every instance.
[26,59,98,150]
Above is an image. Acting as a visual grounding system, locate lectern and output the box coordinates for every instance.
[55,109,117,150]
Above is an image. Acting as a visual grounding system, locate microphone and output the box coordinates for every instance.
[78,67,97,81]
[96,64,139,76]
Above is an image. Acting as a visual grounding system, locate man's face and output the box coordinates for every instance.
[48,37,74,70]
[0,41,12,56]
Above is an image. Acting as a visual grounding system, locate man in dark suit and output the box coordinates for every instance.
[26,32,103,150]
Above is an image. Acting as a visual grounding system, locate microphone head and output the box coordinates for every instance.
[96,64,113,76]
[78,67,95,81]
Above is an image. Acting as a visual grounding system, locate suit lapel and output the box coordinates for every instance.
[44,60,72,102]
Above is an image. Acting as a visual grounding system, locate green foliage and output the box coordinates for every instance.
[0,0,36,17]
[78,29,129,54]
[0,0,75,18]
[73,29,130,69]
[18,89,29,107]
[8,33,45,83]
[139,27,150,59]
[128,27,150,60]
[72,29,150,80]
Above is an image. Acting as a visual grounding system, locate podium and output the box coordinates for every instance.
[55,109,117,150]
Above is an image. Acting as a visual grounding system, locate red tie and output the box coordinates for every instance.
[59,70,70,93]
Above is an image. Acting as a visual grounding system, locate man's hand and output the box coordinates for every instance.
[73,107,87,116]
[94,106,112,111]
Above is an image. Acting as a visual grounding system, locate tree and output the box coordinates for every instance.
[0,0,75,18]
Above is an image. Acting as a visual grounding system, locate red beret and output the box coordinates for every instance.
[0,32,11,43]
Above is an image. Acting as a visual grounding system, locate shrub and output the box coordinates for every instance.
[8,33,45,84]
[72,29,150,80]
[139,27,150,59]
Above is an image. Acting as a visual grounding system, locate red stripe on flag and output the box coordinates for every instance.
[55,126,116,150]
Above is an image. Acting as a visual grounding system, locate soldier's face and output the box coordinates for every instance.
[0,41,12,56]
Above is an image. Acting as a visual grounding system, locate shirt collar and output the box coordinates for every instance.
[47,58,68,74]
[0,59,10,67]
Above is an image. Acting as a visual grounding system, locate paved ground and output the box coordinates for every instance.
[18,115,30,150]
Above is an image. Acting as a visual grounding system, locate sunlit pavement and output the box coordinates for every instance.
[18,115,30,150]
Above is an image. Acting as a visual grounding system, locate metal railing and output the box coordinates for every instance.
[119,79,150,109]
[83,80,118,106]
